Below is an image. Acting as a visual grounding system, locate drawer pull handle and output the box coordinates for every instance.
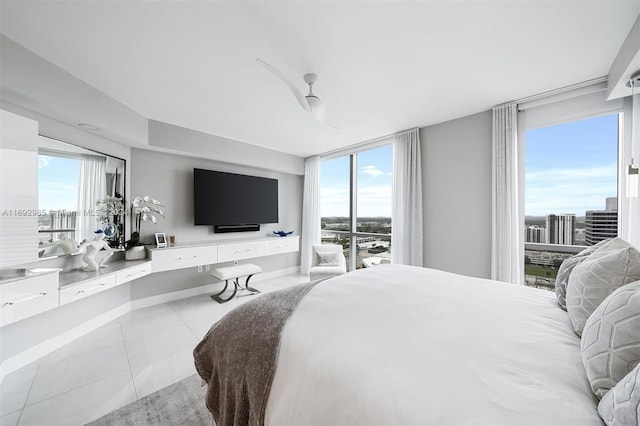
[127,274,133,278]
[77,283,106,295]
[234,250,241,253]
[2,292,47,307]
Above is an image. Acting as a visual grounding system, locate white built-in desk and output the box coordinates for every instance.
[147,236,299,272]
[0,236,299,327]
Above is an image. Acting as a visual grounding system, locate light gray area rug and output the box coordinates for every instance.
[85,374,211,426]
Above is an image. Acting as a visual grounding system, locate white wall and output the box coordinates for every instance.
[148,120,305,176]
[128,148,303,299]
[420,110,493,279]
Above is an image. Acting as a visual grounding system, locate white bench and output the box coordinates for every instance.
[210,264,262,303]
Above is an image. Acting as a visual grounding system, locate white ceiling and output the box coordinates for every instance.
[1,1,639,157]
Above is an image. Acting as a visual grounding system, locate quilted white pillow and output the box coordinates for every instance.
[597,356,640,426]
[555,239,611,310]
[316,251,340,267]
[582,281,640,399]
[566,240,640,336]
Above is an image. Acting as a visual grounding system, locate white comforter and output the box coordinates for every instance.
[265,265,602,425]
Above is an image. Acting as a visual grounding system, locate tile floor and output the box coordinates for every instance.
[1,273,308,426]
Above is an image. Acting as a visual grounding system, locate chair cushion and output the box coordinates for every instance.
[310,266,346,279]
[316,251,341,266]
[211,264,262,280]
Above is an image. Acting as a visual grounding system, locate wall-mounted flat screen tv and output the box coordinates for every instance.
[193,168,278,229]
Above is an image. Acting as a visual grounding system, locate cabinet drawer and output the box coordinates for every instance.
[151,246,218,272]
[264,238,299,256]
[217,241,264,262]
[115,263,152,285]
[0,274,58,327]
[60,275,116,305]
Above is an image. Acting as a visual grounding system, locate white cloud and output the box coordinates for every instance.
[360,165,384,177]
[525,165,617,216]
[320,185,391,217]
[38,155,51,168]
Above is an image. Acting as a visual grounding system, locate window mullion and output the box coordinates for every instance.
[349,153,358,271]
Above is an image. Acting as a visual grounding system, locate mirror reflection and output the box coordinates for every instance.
[37,137,126,258]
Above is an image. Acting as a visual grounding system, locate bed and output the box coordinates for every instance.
[194,262,639,425]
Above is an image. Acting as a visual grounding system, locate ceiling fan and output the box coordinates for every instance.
[256,58,338,128]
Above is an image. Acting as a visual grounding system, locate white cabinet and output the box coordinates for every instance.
[0,274,59,326]
[0,110,39,268]
[218,241,264,262]
[115,263,152,285]
[264,237,299,256]
[59,275,116,305]
[150,245,218,273]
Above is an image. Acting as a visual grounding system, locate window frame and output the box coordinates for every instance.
[320,141,393,271]
[517,87,626,287]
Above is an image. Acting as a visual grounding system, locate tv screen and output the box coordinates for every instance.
[193,168,278,226]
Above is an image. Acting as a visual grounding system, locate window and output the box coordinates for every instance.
[38,152,80,249]
[320,144,392,270]
[523,113,620,290]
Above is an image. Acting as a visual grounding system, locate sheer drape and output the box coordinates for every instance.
[491,103,523,284]
[301,156,321,275]
[392,128,423,266]
[76,154,106,243]
[628,92,640,248]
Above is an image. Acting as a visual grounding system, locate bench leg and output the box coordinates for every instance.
[211,279,239,304]
[243,274,260,295]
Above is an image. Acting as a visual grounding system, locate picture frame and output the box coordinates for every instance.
[155,232,167,248]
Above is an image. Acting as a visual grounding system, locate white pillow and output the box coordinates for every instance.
[566,239,640,336]
[582,280,640,398]
[316,251,340,267]
[598,362,640,426]
[555,239,610,310]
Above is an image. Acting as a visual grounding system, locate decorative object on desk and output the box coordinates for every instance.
[79,230,114,271]
[169,235,176,246]
[126,195,165,251]
[55,232,79,255]
[273,230,294,237]
[155,232,167,248]
[96,196,125,246]
[125,245,146,260]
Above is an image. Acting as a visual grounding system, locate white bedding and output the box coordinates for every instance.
[265,265,602,425]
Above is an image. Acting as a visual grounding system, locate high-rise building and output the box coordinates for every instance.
[525,225,545,243]
[585,197,618,245]
[546,214,575,245]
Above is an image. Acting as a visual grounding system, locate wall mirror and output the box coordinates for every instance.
[38,136,126,258]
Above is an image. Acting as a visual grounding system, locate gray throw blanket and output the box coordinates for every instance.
[193,279,326,426]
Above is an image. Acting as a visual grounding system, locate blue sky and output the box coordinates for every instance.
[525,113,618,216]
[38,155,79,211]
[320,144,392,217]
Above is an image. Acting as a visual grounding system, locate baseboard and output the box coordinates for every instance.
[0,266,301,382]
[0,302,131,383]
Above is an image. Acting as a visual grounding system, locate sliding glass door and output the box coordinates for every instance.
[320,144,392,271]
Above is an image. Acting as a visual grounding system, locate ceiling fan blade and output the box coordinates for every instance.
[306,96,339,129]
[256,58,311,112]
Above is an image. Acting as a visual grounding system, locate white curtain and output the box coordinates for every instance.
[392,128,423,266]
[76,154,106,243]
[491,103,523,284]
[301,156,321,275]
[628,92,640,248]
